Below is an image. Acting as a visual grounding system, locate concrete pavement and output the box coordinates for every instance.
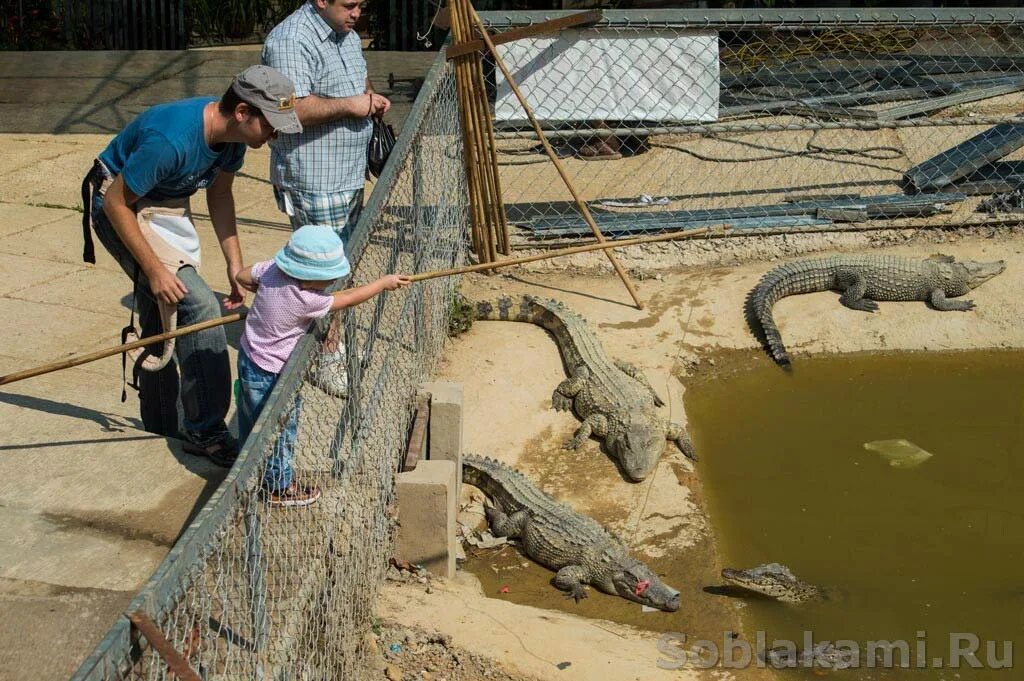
[0,47,434,681]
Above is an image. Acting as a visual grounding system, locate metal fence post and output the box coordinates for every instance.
[243,498,268,653]
[413,142,427,354]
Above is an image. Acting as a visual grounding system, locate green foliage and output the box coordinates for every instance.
[447,291,475,338]
[186,0,297,44]
[1,0,68,50]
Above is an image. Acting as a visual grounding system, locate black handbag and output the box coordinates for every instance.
[367,115,396,178]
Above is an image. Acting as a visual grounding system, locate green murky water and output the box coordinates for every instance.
[687,350,1024,680]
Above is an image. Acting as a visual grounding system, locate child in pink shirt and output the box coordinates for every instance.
[236,225,410,507]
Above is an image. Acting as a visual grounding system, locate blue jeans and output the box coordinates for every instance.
[92,195,232,446]
[237,348,299,492]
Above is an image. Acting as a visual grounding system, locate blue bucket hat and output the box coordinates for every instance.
[275,225,350,281]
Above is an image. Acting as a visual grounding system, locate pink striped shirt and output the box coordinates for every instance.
[240,261,333,373]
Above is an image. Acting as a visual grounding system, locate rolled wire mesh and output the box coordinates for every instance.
[482,11,1024,246]
[71,56,467,681]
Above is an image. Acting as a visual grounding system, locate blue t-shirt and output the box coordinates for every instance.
[99,97,246,201]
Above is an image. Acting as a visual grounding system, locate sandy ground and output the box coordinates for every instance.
[380,226,1024,681]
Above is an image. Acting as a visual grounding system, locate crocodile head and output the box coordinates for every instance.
[720,563,823,604]
[960,259,1006,289]
[610,560,681,612]
[610,418,665,482]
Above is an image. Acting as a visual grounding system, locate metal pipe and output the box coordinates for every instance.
[492,115,1024,140]
[477,8,1024,28]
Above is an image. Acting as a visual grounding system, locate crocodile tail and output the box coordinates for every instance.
[461,454,500,495]
[471,295,579,336]
[462,454,528,512]
[472,295,541,324]
[745,259,836,368]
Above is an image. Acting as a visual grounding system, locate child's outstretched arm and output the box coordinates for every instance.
[329,274,412,312]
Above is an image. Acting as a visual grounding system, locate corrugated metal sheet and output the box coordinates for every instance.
[904,123,1024,192]
[516,193,967,238]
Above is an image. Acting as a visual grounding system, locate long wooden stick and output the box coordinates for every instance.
[408,224,714,282]
[0,313,245,387]
[0,225,716,388]
[467,5,645,310]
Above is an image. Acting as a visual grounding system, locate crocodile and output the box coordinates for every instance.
[746,254,1005,367]
[720,563,825,604]
[763,642,857,670]
[463,455,681,611]
[472,295,695,481]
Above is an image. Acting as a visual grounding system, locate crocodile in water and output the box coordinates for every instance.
[720,563,825,604]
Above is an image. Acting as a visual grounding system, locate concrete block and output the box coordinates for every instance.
[420,381,464,487]
[396,460,457,579]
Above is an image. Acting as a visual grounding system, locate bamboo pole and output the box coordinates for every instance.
[458,0,508,256]
[471,34,511,255]
[0,312,245,387]
[449,3,489,264]
[0,225,716,388]
[467,5,645,310]
[408,225,714,282]
[452,0,498,265]
[483,100,512,254]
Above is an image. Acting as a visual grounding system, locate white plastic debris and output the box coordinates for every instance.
[475,531,508,549]
[464,530,507,549]
[862,439,934,468]
[598,194,670,208]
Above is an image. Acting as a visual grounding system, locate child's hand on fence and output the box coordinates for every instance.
[381,274,412,291]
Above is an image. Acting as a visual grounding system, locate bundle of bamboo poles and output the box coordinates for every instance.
[447,4,643,309]
[448,0,510,264]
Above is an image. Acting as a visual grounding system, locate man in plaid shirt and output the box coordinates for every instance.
[262,0,390,397]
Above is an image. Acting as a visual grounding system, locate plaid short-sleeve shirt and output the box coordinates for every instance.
[262,2,372,193]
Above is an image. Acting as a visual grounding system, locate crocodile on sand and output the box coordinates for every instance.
[720,563,825,604]
[746,254,1005,367]
[472,295,695,481]
[463,455,681,611]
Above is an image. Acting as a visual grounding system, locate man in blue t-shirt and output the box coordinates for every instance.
[84,65,302,467]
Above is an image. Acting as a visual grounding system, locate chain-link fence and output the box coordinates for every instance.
[481,9,1024,247]
[70,52,467,681]
[67,8,1024,681]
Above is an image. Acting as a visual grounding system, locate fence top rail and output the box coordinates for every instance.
[477,8,1024,28]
